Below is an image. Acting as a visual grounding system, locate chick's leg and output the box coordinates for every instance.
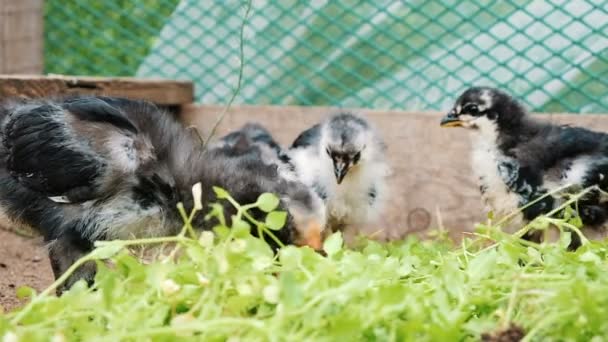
[47,233,96,295]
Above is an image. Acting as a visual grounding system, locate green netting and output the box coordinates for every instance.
[45,1,608,113]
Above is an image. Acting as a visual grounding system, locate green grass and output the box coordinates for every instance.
[2,188,608,341]
[44,0,179,76]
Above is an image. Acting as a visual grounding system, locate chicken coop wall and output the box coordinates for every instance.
[181,104,608,240]
[0,0,43,74]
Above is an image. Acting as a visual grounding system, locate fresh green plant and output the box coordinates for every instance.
[2,185,608,341]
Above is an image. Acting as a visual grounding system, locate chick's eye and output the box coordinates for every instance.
[466,104,479,115]
[325,148,332,156]
[353,152,361,164]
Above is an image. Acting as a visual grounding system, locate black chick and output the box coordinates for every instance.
[0,96,175,291]
[203,122,327,249]
[440,86,608,245]
[0,96,325,292]
[208,122,298,181]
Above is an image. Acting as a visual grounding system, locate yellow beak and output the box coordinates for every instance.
[440,111,463,127]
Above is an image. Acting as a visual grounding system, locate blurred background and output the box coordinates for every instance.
[36,0,608,113]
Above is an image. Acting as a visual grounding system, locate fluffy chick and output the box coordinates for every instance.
[0,96,326,292]
[441,86,608,245]
[0,96,178,291]
[289,112,390,233]
[209,122,298,182]
[207,122,327,249]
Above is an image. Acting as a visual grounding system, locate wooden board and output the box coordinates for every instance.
[0,75,195,106]
[0,0,43,74]
[181,104,608,241]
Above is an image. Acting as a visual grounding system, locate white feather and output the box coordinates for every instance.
[78,194,170,241]
[327,159,389,226]
[469,117,524,230]
[49,196,72,204]
[289,115,390,230]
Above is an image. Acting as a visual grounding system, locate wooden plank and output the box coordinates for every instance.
[0,0,41,13]
[2,9,42,39]
[181,104,608,241]
[0,75,195,106]
[1,40,43,74]
[0,0,43,74]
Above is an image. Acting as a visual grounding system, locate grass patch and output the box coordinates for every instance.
[1,188,608,341]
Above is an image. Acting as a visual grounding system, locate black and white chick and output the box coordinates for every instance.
[208,122,299,182]
[0,96,326,292]
[441,86,608,245]
[289,112,390,234]
[207,122,328,247]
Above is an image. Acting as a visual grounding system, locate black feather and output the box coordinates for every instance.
[61,97,138,133]
[291,124,322,148]
[3,103,105,199]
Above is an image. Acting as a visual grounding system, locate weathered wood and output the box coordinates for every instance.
[181,104,608,240]
[0,75,195,106]
[0,0,43,74]
[0,0,41,13]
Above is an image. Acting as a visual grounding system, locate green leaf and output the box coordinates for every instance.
[323,231,343,256]
[199,230,215,248]
[205,203,227,226]
[89,244,123,259]
[265,211,287,230]
[16,286,36,299]
[467,249,497,281]
[569,214,583,228]
[213,186,230,199]
[257,193,280,213]
[559,231,572,249]
[280,271,304,308]
[232,216,252,236]
[579,250,601,264]
[213,225,231,240]
[186,244,206,262]
[563,206,574,220]
[526,247,543,264]
[114,253,144,278]
[279,246,302,268]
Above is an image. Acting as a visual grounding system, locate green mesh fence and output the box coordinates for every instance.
[45,1,608,113]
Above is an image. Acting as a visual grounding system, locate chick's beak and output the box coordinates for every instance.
[334,161,349,184]
[440,110,463,127]
[293,220,324,251]
[303,221,323,251]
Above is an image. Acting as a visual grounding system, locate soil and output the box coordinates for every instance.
[481,324,525,342]
[0,229,54,312]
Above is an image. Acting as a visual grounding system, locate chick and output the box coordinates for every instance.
[202,122,327,249]
[289,112,390,233]
[0,96,325,292]
[208,122,298,182]
[441,86,608,245]
[0,96,178,291]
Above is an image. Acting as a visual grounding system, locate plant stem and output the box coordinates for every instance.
[202,0,252,150]
[11,254,95,324]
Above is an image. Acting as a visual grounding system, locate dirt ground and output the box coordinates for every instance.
[0,229,54,312]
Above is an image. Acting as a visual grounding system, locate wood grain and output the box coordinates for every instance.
[0,0,43,74]
[0,75,195,106]
[182,104,608,241]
